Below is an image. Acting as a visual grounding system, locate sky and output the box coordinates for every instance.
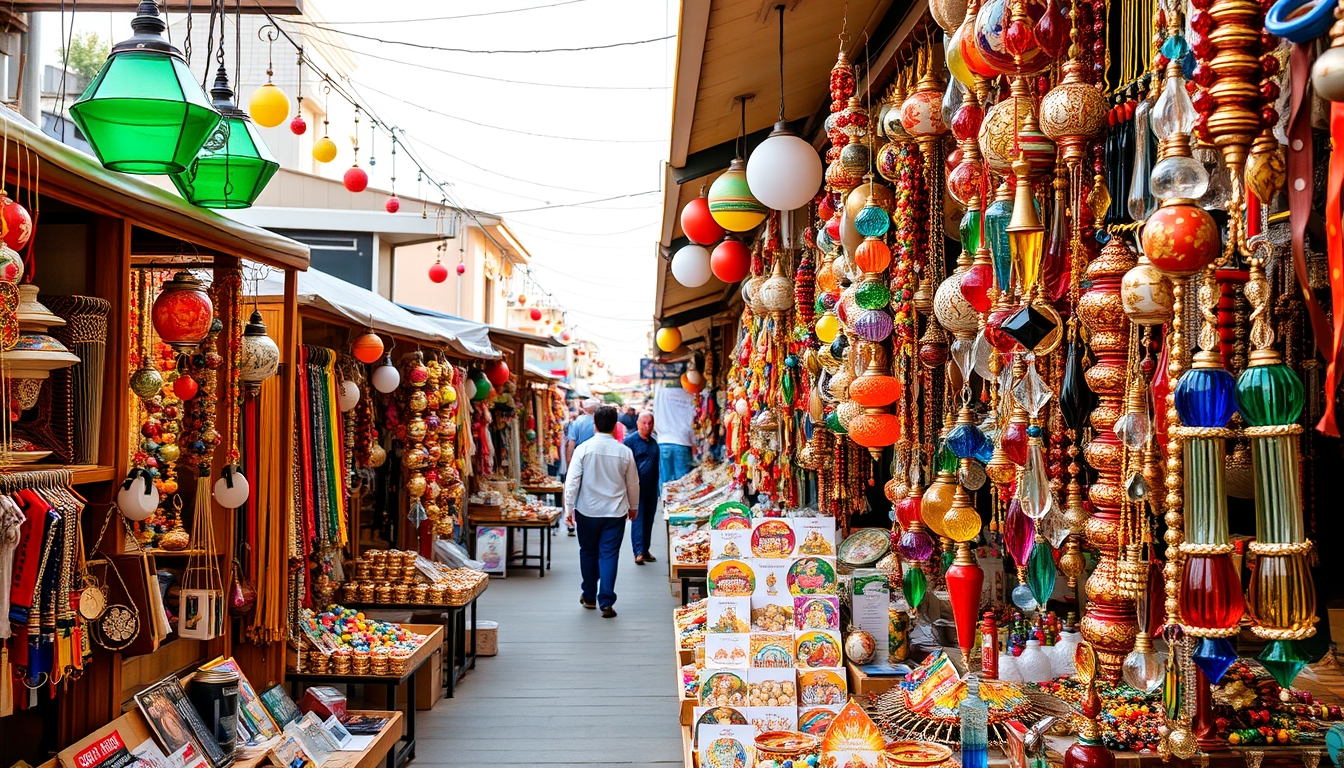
[41,0,674,375]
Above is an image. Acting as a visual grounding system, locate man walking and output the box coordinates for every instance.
[564,405,639,618]
[653,386,696,484]
[562,398,599,535]
[624,411,660,565]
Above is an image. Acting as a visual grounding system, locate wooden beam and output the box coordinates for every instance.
[10,0,300,11]
[670,0,712,169]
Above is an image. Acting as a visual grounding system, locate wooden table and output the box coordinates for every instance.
[345,589,485,698]
[287,626,442,768]
[468,508,561,577]
[670,562,707,605]
[521,483,564,507]
[235,711,405,768]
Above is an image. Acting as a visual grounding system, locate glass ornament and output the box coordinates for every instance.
[1121,256,1177,325]
[1001,420,1029,465]
[855,201,891,237]
[1151,154,1210,202]
[1017,443,1055,520]
[974,0,1051,74]
[985,308,1022,354]
[1122,644,1168,693]
[972,331,994,381]
[959,461,988,491]
[1013,361,1053,417]
[952,100,985,141]
[1042,188,1071,303]
[1060,339,1097,431]
[849,373,902,407]
[900,529,936,561]
[1235,363,1305,426]
[1180,555,1245,630]
[815,312,840,343]
[1039,506,1071,548]
[1249,551,1317,633]
[671,244,713,288]
[943,503,983,542]
[213,465,251,508]
[855,238,893,273]
[960,207,983,254]
[707,158,767,231]
[849,412,901,451]
[896,496,922,529]
[825,409,847,434]
[152,271,214,353]
[853,310,894,342]
[1191,637,1238,684]
[960,261,994,313]
[239,310,280,388]
[942,77,966,132]
[922,480,957,538]
[855,280,893,310]
[1152,72,1197,141]
[1003,501,1035,567]
[69,3,221,175]
[948,162,984,206]
[947,423,988,460]
[946,27,977,87]
[903,565,929,607]
[1258,640,1310,688]
[1011,583,1037,611]
[1113,410,1152,449]
[1026,542,1056,607]
[1001,303,1060,353]
[984,193,1014,292]
[1174,367,1237,428]
[171,66,279,209]
[1128,97,1157,221]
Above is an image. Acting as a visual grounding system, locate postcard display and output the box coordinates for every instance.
[696,511,846,741]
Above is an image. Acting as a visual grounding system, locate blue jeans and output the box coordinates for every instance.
[631,482,659,556]
[659,444,693,485]
[576,512,626,609]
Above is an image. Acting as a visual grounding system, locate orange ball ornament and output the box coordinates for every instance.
[848,411,901,449]
[353,332,384,364]
[680,372,704,393]
[854,239,892,273]
[816,261,839,294]
[922,480,957,538]
[848,374,902,408]
[1140,203,1220,277]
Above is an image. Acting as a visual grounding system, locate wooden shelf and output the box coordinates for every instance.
[143,548,218,557]
[0,463,117,484]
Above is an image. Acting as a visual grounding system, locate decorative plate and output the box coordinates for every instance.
[794,630,842,668]
[698,671,748,707]
[710,501,752,530]
[750,519,795,558]
[707,559,755,596]
[7,450,52,464]
[794,597,839,630]
[838,527,892,567]
[696,707,748,728]
[798,669,847,706]
[787,557,836,596]
[797,707,839,736]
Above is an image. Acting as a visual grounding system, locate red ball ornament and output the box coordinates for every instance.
[343,165,369,193]
[516,294,527,306]
[711,238,751,283]
[0,193,32,252]
[290,115,308,135]
[352,332,384,364]
[429,263,449,283]
[485,360,510,386]
[529,307,543,321]
[455,263,466,275]
[959,261,994,312]
[681,196,725,246]
[1141,203,1220,277]
[173,375,199,401]
[152,271,214,353]
[385,196,401,213]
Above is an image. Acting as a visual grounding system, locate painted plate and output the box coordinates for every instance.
[707,559,756,596]
[702,737,748,768]
[838,527,892,567]
[797,707,839,736]
[699,671,748,707]
[794,630,842,668]
[798,669,847,706]
[710,501,752,530]
[751,519,796,558]
[696,707,748,728]
[787,557,836,596]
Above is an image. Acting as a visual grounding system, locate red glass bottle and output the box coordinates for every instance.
[1179,555,1245,631]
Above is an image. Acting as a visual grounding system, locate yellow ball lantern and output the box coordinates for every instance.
[312,136,338,164]
[815,311,840,343]
[656,326,682,352]
[941,501,982,542]
[249,83,291,128]
[921,480,956,538]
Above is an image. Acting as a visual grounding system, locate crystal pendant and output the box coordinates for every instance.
[1002,420,1029,465]
[951,336,976,381]
[1060,338,1096,431]
[1122,647,1168,693]
[1011,583,1037,611]
[1038,503,1070,548]
[972,331,994,380]
[1026,543,1057,607]
[1128,96,1157,221]
[1017,443,1055,520]
[1002,304,1059,352]
[1042,187,1070,303]
[1192,637,1238,684]
[959,461,988,491]
[1125,472,1151,501]
[947,422,989,459]
[1003,499,1036,567]
[1258,640,1310,688]
[1013,360,1053,417]
[1113,410,1152,449]
[900,529,936,561]
[903,565,929,608]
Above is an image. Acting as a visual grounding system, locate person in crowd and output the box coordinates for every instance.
[624,411,660,564]
[653,386,696,485]
[564,405,639,618]
[618,405,639,434]
[563,398,600,535]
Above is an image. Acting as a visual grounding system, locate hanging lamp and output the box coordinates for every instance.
[248,27,290,128]
[171,66,279,209]
[708,96,767,231]
[746,5,823,212]
[69,0,221,175]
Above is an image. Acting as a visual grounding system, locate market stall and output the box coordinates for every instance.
[657,0,1344,763]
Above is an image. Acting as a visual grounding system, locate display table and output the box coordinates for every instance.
[468,506,560,577]
[521,482,564,507]
[670,562,707,605]
[846,659,904,698]
[345,590,484,698]
[287,625,442,768]
[236,712,406,768]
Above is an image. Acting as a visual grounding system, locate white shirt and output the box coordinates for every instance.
[653,387,695,447]
[564,433,639,518]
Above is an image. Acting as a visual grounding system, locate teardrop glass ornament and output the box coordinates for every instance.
[1059,338,1096,431]
[1012,583,1037,611]
[1013,360,1053,417]
[1017,442,1054,520]
[1026,543,1057,607]
[1003,499,1036,567]
[1128,96,1157,221]
[903,565,929,608]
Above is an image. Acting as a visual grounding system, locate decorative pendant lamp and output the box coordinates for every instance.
[747,6,823,212]
[239,309,279,395]
[313,118,338,163]
[152,271,214,354]
[171,66,279,209]
[247,29,290,128]
[709,96,767,232]
[69,0,221,175]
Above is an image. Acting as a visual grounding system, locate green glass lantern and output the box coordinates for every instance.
[68,0,220,175]
[171,66,279,209]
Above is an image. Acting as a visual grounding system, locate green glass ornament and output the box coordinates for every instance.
[826,409,847,434]
[937,442,959,473]
[1258,640,1310,688]
[855,280,892,310]
[960,207,982,254]
[902,565,927,609]
[1235,363,1305,427]
[1026,541,1057,607]
[782,370,796,404]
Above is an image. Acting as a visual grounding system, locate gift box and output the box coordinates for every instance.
[298,685,347,721]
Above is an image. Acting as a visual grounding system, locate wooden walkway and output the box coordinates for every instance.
[415,520,683,766]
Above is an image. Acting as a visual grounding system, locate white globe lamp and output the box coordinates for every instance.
[747,122,824,211]
[670,244,712,288]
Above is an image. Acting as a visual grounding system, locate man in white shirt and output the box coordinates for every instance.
[563,405,640,618]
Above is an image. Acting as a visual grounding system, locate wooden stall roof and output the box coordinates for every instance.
[0,107,309,272]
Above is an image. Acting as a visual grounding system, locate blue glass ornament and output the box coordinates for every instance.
[1161,34,1190,61]
[1174,367,1237,427]
[1192,637,1237,684]
[946,422,988,460]
[1011,583,1036,611]
[854,203,891,238]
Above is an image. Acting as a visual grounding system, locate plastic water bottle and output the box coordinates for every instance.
[961,675,990,768]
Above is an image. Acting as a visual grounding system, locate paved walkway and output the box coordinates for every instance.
[414,519,683,766]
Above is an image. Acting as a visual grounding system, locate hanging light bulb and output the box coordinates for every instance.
[338,381,361,412]
[248,34,290,128]
[746,6,823,212]
[371,355,401,393]
[213,464,251,508]
[238,309,280,394]
[69,0,221,175]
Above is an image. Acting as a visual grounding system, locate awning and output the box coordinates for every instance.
[400,307,502,359]
[524,363,562,381]
[254,267,498,357]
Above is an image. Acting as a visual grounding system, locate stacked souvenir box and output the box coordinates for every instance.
[694,506,845,740]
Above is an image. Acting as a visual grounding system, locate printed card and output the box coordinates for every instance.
[745,706,797,735]
[698,724,756,768]
[748,633,795,668]
[706,597,751,634]
[704,633,750,669]
[794,517,836,556]
[793,596,840,631]
[750,518,796,558]
[797,668,848,707]
[709,529,750,560]
[747,668,798,707]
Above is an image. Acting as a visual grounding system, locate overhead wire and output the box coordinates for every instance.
[312,0,594,24]
[276,19,673,54]
[497,191,659,214]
